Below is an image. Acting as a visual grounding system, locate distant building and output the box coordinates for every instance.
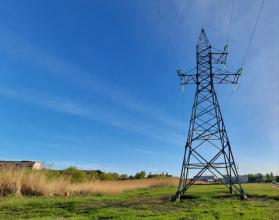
[194,175,217,182]
[223,175,248,184]
[0,160,43,170]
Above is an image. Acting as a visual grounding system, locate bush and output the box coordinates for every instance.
[87,171,101,181]
[100,172,119,181]
[62,167,87,183]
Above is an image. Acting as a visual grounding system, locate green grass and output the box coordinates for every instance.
[0,183,278,219]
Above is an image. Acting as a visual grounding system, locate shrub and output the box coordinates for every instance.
[62,167,87,183]
[99,172,119,181]
[87,171,101,181]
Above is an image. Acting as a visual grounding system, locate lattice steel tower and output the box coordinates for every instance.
[176,29,245,200]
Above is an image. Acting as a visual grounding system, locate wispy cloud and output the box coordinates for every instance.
[0,28,183,132]
[0,85,184,146]
[0,26,187,147]
[51,161,108,170]
[0,86,92,117]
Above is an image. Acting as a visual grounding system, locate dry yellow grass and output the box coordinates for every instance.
[0,167,178,197]
[69,178,178,195]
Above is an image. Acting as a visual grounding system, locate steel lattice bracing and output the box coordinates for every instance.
[176,29,245,200]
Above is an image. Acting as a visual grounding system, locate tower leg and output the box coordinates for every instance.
[175,144,191,200]
[229,185,233,194]
[175,191,181,201]
[229,166,233,194]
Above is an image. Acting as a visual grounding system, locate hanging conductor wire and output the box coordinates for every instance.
[241,0,265,68]
[226,0,236,45]
[224,0,265,111]
[156,4,187,136]
[156,6,180,68]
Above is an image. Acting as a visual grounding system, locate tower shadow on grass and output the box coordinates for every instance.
[213,193,279,201]
[171,194,198,202]
[246,194,279,201]
[213,193,243,200]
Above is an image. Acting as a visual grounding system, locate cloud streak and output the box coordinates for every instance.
[0,29,184,132]
[0,85,184,146]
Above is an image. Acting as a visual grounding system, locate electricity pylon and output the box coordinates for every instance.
[176,29,245,200]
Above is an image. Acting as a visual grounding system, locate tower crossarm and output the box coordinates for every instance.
[178,68,242,85]
[177,69,197,85]
[212,68,242,84]
[211,45,229,64]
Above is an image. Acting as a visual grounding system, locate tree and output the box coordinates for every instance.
[248,174,256,183]
[270,172,274,182]
[119,174,128,180]
[265,173,271,182]
[135,171,146,179]
[255,173,264,183]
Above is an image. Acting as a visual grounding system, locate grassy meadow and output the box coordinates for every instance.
[0,175,278,219]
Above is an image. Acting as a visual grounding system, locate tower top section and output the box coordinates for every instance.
[197,28,210,49]
[177,29,242,86]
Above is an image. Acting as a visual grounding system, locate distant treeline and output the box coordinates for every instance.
[46,167,173,183]
[47,167,278,183]
[247,173,278,183]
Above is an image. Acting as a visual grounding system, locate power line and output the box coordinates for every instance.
[156,5,186,135]
[156,7,180,67]
[226,0,236,44]
[224,0,265,111]
[241,0,265,67]
[218,0,223,45]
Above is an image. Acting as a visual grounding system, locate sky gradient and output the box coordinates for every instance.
[0,0,278,176]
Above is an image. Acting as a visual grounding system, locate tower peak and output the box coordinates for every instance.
[197,28,210,48]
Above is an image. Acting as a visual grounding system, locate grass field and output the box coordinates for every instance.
[0,183,278,219]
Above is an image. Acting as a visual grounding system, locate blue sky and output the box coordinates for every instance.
[0,0,278,175]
